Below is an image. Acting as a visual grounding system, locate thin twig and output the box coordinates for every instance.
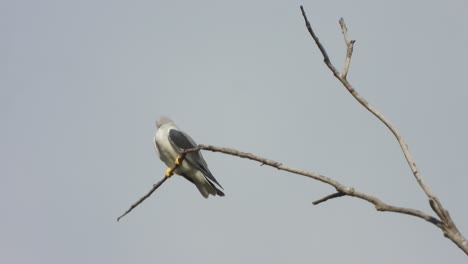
[300,6,340,77]
[339,18,351,45]
[117,153,188,221]
[117,176,168,221]
[312,191,346,205]
[339,18,355,79]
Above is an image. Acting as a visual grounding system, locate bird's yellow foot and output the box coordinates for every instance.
[165,167,173,178]
[175,156,183,165]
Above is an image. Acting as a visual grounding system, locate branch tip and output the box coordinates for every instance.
[312,191,346,205]
[116,154,191,221]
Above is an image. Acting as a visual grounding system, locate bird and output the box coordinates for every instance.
[154,116,225,198]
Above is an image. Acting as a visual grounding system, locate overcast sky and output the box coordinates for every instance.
[2,0,468,263]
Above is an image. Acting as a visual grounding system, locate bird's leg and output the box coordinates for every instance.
[175,155,184,165]
[165,155,184,178]
[165,167,174,178]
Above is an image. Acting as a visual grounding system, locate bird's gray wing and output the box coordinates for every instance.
[168,129,223,189]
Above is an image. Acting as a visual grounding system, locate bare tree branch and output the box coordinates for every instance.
[119,143,442,229]
[182,145,441,226]
[117,153,189,221]
[299,5,468,255]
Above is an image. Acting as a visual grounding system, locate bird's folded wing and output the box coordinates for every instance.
[168,129,223,189]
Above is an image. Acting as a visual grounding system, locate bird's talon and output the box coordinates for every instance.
[175,156,183,165]
[165,168,173,178]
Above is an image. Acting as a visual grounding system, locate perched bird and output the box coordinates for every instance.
[154,117,224,198]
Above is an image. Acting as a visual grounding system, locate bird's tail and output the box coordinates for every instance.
[213,186,225,197]
[196,180,225,198]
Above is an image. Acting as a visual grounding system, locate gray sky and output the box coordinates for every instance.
[2,0,468,263]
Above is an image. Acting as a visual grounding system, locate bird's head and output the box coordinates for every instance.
[156,116,175,128]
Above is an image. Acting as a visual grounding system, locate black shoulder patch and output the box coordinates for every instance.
[169,129,197,150]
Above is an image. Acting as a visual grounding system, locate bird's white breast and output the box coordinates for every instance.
[155,126,179,167]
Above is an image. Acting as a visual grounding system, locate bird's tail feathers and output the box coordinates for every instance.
[205,177,225,197]
[196,179,225,198]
